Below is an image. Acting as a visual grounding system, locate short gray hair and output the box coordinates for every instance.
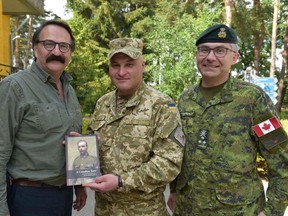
[231,43,239,52]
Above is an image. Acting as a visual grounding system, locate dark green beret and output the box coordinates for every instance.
[196,24,238,46]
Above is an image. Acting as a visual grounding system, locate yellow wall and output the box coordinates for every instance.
[0,0,11,78]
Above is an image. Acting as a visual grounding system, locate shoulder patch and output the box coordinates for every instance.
[260,129,287,150]
[169,125,185,147]
[253,116,281,137]
[253,115,288,150]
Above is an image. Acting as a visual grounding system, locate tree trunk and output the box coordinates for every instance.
[24,15,33,69]
[269,0,279,77]
[224,0,232,27]
[275,16,288,113]
[253,0,265,75]
[14,17,20,71]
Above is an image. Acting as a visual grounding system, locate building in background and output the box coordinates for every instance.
[0,0,44,79]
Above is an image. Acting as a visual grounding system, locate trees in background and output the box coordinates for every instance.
[276,16,288,114]
[10,0,288,116]
[66,0,224,112]
[227,0,288,116]
[10,11,60,71]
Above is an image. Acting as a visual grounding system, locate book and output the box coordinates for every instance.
[65,135,101,186]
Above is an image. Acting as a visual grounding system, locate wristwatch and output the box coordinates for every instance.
[118,175,123,188]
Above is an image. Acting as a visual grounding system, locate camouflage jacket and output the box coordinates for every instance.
[89,82,185,216]
[174,77,288,216]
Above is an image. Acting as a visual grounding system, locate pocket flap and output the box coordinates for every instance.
[215,182,263,206]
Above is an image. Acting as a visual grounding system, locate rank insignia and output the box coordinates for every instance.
[198,129,208,149]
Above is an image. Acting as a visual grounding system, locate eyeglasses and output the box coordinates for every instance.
[197,46,236,58]
[37,40,72,53]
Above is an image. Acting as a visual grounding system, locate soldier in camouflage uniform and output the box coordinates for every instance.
[168,24,288,216]
[72,140,98,185]
[84,38,185,216]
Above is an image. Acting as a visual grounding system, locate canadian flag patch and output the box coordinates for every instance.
[253,117,281,137]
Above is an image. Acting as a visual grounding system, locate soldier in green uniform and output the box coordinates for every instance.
[72,140,99,185]
[84,38,185,216]
[168,24,288,216]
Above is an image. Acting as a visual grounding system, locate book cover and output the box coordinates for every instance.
[66,135,101,186]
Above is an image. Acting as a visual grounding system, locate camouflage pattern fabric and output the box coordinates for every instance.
[89,82,185,216]
[174,77,288,216]
[108,38,143,60]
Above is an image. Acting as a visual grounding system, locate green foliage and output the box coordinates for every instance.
[66,0,160,114]
[64,0,288,114]
[232,0,274,76]
[66,0,224,109]
[10,11,60,71]
[143,2,222,100]
[9,0,288,115]
[67,14,113,114]
[82,117,90,134]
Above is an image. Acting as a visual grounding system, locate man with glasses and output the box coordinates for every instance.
[168,24,288,215]
[0,20,87,216]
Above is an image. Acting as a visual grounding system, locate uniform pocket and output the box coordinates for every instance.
[117,121,151,170]
[121,118,150,138]
[89,119,105,131]
[215,181,263,206]
[33,103,62,132]
[121,124,149,138]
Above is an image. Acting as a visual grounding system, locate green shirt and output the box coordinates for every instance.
[174,77,288,216]
[0,62,82,215]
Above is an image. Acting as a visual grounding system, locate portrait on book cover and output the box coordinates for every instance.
[66,135,101,186]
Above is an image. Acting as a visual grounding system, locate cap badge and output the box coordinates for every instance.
[120,40,126,47]
[218,28,227,38]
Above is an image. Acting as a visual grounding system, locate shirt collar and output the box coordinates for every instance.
[30,61,73,84]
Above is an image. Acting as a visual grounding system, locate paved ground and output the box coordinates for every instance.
[72,186,172,216]
[72,188,95,216]
[72,183,287,216]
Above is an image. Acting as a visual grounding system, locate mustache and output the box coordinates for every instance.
[46,54,65,64]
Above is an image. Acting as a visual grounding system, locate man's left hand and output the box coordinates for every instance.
[73,186,87,211]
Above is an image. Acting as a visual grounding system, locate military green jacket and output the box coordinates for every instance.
[89,82,185,216]
[174,77,288,216]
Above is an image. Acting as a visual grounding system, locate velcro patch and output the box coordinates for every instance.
[260,128,287,150]
[253,116,281,137]
[253,114,288,150]
[169,125,185,147]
